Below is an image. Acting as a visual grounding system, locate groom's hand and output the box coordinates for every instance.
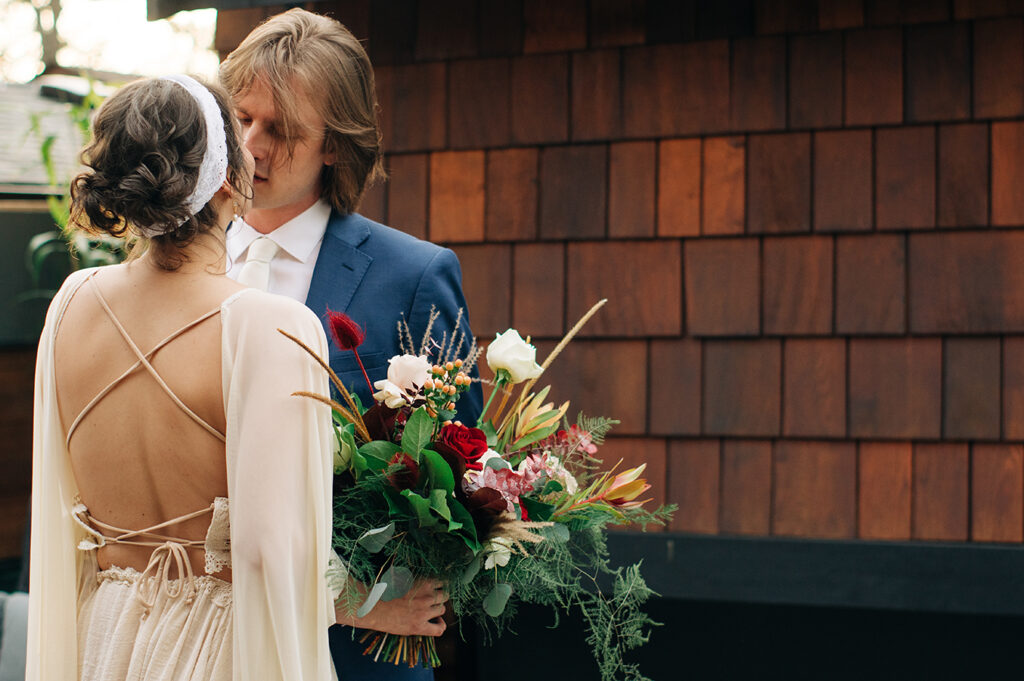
[336,579,448,637]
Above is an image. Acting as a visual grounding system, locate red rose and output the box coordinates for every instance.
[432,424,488,472]
[388,452,420,491]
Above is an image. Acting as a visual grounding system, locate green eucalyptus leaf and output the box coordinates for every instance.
[485,456,512,471]
[541,523,571,543]
[356,581,388,618]
[483,583,513,617]
[461,553,483,584]
[356,522,395,553]
[402,407,434,458]
[381,566,414,602]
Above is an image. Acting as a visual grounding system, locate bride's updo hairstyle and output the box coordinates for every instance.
[70,76,250,270]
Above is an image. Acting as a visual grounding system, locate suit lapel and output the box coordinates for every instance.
[304,212,372,318]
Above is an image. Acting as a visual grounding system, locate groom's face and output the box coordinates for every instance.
[234,78,333,219]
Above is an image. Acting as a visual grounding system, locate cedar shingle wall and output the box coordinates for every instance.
[221,0,1024,546]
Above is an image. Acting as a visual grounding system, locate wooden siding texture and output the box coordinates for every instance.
[0,0,1014,558]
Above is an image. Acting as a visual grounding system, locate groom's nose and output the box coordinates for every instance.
[244,122,269,162]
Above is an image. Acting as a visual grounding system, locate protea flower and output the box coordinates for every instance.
[600,465,652,508]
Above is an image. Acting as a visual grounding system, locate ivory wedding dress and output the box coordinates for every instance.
[27,267,336,681]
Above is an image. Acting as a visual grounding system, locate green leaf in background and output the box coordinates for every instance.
[541,523,571,543]
[485,456,511,471]
[359,440,401,463]
[401,490,439,528]
[483,583,513,617]
[510,421,561,450]
[448,498,481,552]
[428,489,453,521]
[356,581,388,618]
[434,409,456,423]
[479,420,498,448]
[541,479,564,496]
[520,496,555,522]
[419,449,455,493]
[380,565,414,602]
[402,407,434,458]
[356,522,395,554]
[382,486,412,519]
[461,552,483,584]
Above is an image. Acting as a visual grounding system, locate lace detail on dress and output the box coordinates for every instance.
[204,496,231,574]
[96,565,233,608]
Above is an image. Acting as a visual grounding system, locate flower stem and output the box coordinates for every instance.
[352,348,375,399]
[477,374,507,426]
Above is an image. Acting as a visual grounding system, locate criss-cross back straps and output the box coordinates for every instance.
[72,502,214,550]
[64,277,227,447]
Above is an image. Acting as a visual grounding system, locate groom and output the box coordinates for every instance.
[220,9,482,680]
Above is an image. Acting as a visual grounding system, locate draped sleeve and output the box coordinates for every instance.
[220,289,335,681]
[26,268,99,681]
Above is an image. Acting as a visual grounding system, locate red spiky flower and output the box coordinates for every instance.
[326,308,374,399]
[327,309,366,350]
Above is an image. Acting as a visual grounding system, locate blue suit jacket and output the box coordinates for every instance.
[306,211,482,680]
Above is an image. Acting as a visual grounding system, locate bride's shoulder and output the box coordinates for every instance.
[221,289,324,335]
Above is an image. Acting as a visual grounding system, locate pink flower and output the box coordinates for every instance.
[465,465,539,514]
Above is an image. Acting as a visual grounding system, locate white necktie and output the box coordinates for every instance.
[236,237,280,291]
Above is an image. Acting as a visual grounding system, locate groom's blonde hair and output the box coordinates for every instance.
[219,8,385,215]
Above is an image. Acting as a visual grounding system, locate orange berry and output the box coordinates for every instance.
[445,361,455,372]
[454,359,464,369]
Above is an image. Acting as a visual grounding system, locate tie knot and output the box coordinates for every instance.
[247,237,279,264]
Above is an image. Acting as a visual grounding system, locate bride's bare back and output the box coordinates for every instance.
[54,261,245,578]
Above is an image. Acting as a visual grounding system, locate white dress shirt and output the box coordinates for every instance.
[226,199,333,303]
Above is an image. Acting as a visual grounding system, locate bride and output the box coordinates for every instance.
[26,75,334,680]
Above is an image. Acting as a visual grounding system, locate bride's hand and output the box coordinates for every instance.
[335,579,448,636]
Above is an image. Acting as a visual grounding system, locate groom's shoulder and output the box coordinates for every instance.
[362,214,445,257]
[332,211,453,268]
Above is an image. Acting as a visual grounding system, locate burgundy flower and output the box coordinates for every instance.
[388,452,420,491]
[464,487,506,517]
[326,308,365,351]
[432,424,488,472]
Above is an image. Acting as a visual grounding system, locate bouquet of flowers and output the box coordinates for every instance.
[281,300,673,681]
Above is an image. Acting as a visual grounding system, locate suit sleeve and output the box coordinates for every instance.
[407,247,484,426]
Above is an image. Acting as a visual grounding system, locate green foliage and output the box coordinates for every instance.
[441,522,661,681]
[402,407,435,458]
[576,413,619,446]
[23,80,126,311]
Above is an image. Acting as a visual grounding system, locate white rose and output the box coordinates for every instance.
[387,354,432,391]
[486,330,543,384]
[372,354,431,407]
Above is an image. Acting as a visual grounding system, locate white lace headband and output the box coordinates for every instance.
[138,75,229,237]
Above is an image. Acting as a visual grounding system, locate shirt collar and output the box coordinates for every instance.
[226,199,332,264]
